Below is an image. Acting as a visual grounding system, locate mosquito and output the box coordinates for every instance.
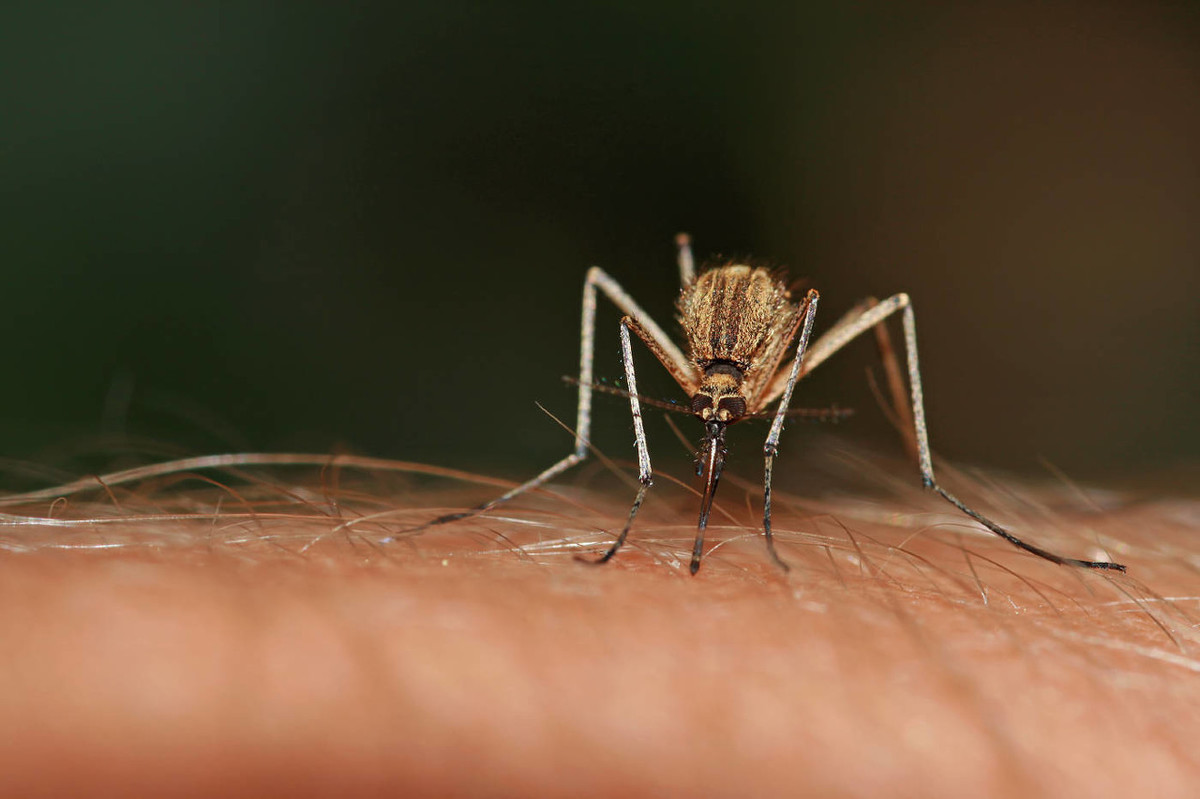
[423,234,1126,575]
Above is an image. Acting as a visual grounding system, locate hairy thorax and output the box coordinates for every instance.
[677,265,800,416]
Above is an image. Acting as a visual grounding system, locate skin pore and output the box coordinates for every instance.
[0,443,1195,797]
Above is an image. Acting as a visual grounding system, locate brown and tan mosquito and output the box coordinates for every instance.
[425,234,1126,575]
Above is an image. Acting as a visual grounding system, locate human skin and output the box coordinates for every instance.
[0,452,1195,798]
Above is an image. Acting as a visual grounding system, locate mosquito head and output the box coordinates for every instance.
[690,392,747,423]
[690,361,748,424]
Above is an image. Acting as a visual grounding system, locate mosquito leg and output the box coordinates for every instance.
[585,317,654,565]
[763,297,916,460]
[773,293,1126,572]
[622,314,698,396]
[865,298,919,462]
[676,232,696,286]
[760,289,821,573]
[409,266,688,534]
[895,302,1124,570]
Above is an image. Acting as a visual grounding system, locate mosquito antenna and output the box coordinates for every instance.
[562,376,692,415]
[567,376,853,423]
[744,405,855,422]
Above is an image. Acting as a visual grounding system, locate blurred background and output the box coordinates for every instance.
[0,2,1196,486]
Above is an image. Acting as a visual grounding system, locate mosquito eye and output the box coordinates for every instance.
[690,395,712,415]
[717,397,747,419]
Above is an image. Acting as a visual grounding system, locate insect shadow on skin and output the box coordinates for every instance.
[411,234,1126,576]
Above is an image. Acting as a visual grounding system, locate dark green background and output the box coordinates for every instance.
[1,3,1197,484]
